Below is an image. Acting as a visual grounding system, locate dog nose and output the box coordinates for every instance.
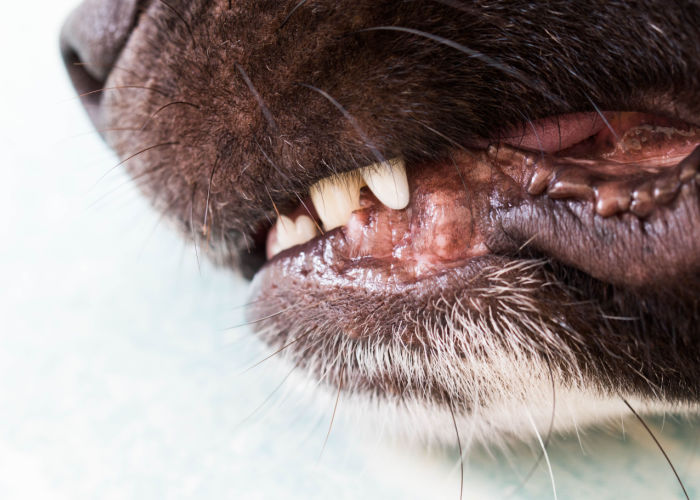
[60,0,141,128]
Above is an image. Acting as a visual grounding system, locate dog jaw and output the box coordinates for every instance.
[61,0,700,443]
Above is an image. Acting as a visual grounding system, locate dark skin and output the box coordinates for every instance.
[61,0,699,422]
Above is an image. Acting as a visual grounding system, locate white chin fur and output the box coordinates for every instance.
[274,356,699,447]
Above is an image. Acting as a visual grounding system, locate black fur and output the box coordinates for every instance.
[61,0,700,425]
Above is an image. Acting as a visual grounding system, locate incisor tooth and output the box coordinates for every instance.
[273,215,298,253]
[310,172,363,231]
[294,215,318,242]
[272,214,319,255]
[361,158,409,210]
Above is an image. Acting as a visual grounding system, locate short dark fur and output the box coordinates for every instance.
[62,1,700,418]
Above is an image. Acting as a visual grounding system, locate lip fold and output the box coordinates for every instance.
[260,127,698,291]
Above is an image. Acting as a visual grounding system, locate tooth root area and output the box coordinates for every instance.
[310,172,364,231]
[361,158,409,210]
[273,214,320,254]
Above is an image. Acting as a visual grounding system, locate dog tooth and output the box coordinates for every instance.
[630,182,654,217]
[594,181,631,217]
[679,146,700,183]
[272,214,319,255]
[267,241,282,258]
[361,158,409,210]
[653,173,680,204]
[273,215,299,253]
[310,172,363,231]
[294,215,319,242]
[527,162,555,195]
[547,167,595,201]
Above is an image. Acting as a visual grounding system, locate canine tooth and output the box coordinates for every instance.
[361,158,409,210]
[272,214,319,254]
[310,173,363,231]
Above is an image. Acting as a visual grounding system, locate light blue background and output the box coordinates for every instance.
[0,2,698,498]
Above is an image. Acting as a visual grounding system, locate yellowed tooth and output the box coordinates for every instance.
[267,241,282,258]
[270,214,320,256]
[310,172,363,231]
[361,158,409,210]
[273,215,298,253]
[294,215,318,242]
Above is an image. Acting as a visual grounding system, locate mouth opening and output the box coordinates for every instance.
[258,111,699,286]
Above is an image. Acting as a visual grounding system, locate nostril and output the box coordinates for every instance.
[59,0,144,128]
[60,42,106,126]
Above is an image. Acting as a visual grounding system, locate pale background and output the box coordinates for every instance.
[0,2,698,499]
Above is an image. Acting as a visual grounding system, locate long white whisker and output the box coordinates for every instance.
[526,409,557,500]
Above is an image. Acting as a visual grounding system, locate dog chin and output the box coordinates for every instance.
[282,354,698,446]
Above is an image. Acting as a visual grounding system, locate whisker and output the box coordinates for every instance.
[157,0,198,49]
[525,409,558,500]
[279,0,309,30]
[518,233,540,252]
[202,157,219,234]
[294,192,324,235]
[297,83,388,167]
[507,359,557,498]
[136,196,182,259]
[235,362,300,428]
[264,185,282,220]
[621,398,690,500]
[518,112,546,162]
[230,298,267,312]
[190,184,201,273]
[91,141,179,189]
[236,63,279,133]
[448,401,464,500]
[585,94,620,142]
[139,100,200,132]
[226,307,295,331]
[255,142,326,234]
[412,119,468,153]
[85,186,145,215]
[357,26,566,108]
[238,328,314,375]
[85,162,169,211]
[319,364,344,461]
[256,140,288,180]
[77,84,169,99]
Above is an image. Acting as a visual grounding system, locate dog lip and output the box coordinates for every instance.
[254,114,699,290]
[232,110,699,280]
[262,155,497,283]
[489,112,611,153]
